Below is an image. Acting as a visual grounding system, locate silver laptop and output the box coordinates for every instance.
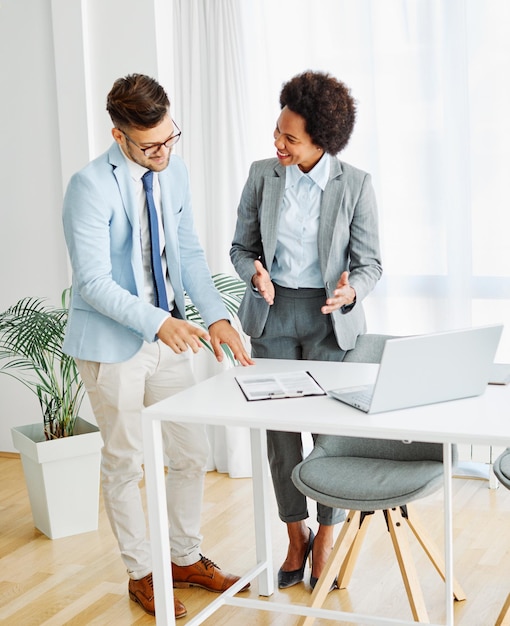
[329,324,503,414]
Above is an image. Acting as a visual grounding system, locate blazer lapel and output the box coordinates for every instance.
[260,163,285,267]
[318,157,345,276]
[109,144,145,294]
[109,144,138,230]
[159,175,178,261]
[158,174,183,304]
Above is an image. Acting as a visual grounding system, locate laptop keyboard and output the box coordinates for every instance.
[335,384,375,411]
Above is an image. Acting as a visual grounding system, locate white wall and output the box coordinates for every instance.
[0,0,69,450]
[0,0,171,451]
[2,1,508,451]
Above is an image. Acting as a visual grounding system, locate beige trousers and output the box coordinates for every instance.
[76,340,209,580]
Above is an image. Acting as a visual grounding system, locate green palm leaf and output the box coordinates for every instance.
[0,291,85,439]
[185,273,246,365]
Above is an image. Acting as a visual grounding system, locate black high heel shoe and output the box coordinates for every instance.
[309,544,338,592]
[309,574,338,591]
[278,527,315,589]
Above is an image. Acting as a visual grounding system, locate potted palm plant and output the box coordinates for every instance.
[0,289,102,539]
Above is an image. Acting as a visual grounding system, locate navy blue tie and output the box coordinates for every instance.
[142,171,169,311]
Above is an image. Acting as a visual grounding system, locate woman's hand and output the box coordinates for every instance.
[252,259,275,305]
[321,271,356,314]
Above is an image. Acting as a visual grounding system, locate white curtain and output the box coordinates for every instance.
[242,0,510,349]
[171,0,510,476]
[171,0,255,477]
[172,0,253,272]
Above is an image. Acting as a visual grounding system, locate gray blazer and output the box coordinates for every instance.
[230,156,382,351]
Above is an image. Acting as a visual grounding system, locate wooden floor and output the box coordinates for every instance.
[1,455,510,625]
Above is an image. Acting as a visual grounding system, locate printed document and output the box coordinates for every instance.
[235,370,326,401]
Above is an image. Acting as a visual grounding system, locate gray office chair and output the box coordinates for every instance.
[291,333,466,625]
[493,449,510,626]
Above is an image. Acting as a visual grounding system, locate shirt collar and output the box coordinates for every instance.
[285,153,330,191]
[119,146,151,182]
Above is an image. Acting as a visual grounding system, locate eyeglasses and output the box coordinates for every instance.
[120,121,181,157]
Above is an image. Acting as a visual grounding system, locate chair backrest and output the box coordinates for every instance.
[343,333,398,364]
[319,333,456,465]
[493,448,510,490]
[312,434,450,464]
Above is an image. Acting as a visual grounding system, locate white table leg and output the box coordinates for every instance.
[250,428,274,597]
[443,443,454,626]
[142,416,175,626]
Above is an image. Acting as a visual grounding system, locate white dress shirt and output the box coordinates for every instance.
[122,152,176,311]
[271,154,330,289]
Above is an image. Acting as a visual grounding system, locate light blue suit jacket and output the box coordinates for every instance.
[230,156,382,351]
[62,142,228,363]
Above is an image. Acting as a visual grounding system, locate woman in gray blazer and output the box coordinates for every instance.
[230,71,383,590]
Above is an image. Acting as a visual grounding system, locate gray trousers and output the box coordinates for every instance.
[251,284,346,526]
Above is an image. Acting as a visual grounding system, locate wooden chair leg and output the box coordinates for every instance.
[495,593,510,626]
[386,506,430,622]
[297,510,361,626]
[405,503,466,601]
[337,512,373,588]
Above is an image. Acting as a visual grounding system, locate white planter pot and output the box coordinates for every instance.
[11,417,102,540]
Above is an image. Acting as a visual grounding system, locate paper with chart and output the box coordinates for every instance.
[235,370,326,401]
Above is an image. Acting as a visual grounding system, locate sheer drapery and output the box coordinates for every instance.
[171,1,254,476]
[242,0,510,349]
[171,0,510,476]
[172,0,252,273]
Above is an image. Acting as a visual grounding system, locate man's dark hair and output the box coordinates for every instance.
[280,71,357,155]
[106,73,170,130]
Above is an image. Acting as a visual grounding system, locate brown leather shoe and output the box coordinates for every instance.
[172,554,250,593]
[128,573,187,618]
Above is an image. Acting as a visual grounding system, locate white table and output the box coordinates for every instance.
[142,358,510,626]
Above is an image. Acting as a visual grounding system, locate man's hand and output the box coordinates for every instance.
[321,271,356,314]
[209,319,254,366]
[252,259,275,305]
[157,317,210,354]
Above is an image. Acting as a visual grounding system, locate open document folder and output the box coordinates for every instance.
[235,370,326,401]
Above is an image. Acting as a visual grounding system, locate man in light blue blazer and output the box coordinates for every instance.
[63,74,252,619]
[230,71,382,592]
